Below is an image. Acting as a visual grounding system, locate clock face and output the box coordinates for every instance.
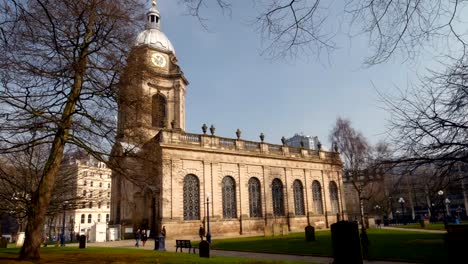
[151,52,167,68]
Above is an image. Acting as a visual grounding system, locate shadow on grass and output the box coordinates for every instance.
[0,247,303,264]
[211,229,448,264]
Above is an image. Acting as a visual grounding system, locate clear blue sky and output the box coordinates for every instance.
[154,1,433,148]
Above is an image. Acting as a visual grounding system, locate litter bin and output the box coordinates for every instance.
[154,235,165,251]
[331,221,363,264]
[79,235,86,249]
[199,240,210,258]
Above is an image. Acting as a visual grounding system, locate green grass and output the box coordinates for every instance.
[211,229,448,264]
[1,229,451,263]
[0,247,305,264]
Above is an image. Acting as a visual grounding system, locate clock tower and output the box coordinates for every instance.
[117,0,188,146]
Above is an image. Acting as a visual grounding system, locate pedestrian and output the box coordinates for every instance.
[141,229,148,247]
[199,224,205,241]
[360,229,370,260]
[135,229,141,248]
[161,226,166,237]
[43,235,48,247]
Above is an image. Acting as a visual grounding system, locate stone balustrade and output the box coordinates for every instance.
[158,130,340,162]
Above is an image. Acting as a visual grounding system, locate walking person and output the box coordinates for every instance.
[141,229,148,247]
[199,224,205,241]
[134,229,141,248]
[161,226,166,237]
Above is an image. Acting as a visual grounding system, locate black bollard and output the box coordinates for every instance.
[305,225,315,241]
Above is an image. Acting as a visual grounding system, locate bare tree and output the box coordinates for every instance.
[178,0,468,62]
[381,59,468,184]
[0,0,142,259]
[0,146,87,236]
[329,117,379,232]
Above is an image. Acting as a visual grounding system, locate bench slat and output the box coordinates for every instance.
[175,239,196,254]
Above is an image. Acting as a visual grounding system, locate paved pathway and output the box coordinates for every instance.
[83,238,415,264]
[380,226,446,233]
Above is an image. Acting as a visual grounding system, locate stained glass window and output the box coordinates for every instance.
[330,181,340,214]
[312,180,324,214]
[152,94,166,127]
[272,178,285,216]
[222,176,237,218]
[183,174,200,220]
[248,177,262,217]
[293,180,305,215]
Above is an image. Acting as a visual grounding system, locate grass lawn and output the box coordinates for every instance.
[211,229,448,264]
[0,247,304,264]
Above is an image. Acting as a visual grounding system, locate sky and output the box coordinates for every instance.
[150,1,438,148]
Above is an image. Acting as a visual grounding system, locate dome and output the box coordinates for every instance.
[135,1,175,54]
[136,29,175,54]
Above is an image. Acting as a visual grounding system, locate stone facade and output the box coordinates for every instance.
[110,3,345,239]
[47,155,111,239]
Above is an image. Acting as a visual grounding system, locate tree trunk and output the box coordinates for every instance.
[19,140,67,259]
[359,193,366,232]
[17,3,95,258]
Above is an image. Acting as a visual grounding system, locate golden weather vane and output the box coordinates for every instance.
[152,0,156,7]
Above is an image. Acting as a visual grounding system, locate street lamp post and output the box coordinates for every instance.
[374,205,382,228]
[398,197,405,225]
[437,190,448,228]
[456,206,462,219]
[206,193,211,244]
[69,217,74,242]
[444,198,451,216]
[61,201,68,247]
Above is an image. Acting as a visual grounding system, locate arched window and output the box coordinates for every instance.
[106,214,110,223]
[97,214,101,222]
[272,178,285,216]
[82,190,86,197]
[98,202,102,209]
[248,177,262,217]
[152,93,166,127]
[87,214,92,223]
[183,174,200,220]
[329,181,340,214]
[293,180,305,215]
[312,181,324,214]
[89,202,93,209]
[222,176,237,219]
[81,214,85,224]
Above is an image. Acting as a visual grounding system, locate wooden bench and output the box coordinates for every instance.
[175,240,196,253]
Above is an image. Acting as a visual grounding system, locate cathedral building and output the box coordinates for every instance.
[110,2,345,238]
